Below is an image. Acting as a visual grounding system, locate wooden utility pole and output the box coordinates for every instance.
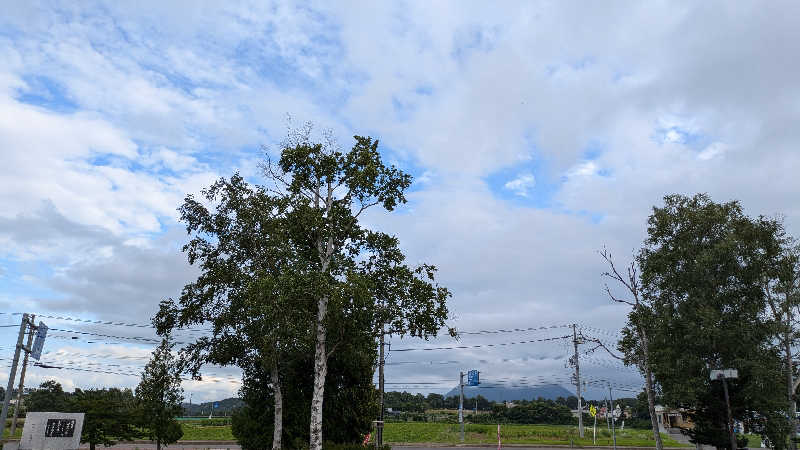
[0,313,29,439]
[10,314,36,435]
[572,324,584,438]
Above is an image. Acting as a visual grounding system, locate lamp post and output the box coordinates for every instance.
[710,369,738,450]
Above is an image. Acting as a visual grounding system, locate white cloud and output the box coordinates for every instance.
[697,142,727,160]
[2,1,800,398]
[504,173,536,197]
[567,161,599,178]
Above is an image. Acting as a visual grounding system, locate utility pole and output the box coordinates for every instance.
[10,314,36,436]
[377,331,386,449]
[572,324,584,438]
[459,371,465,442]
[1,313,29,439]
[609,385,617,450]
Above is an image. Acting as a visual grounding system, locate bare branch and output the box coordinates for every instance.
[581,335,625,360]
[605,283,636,306]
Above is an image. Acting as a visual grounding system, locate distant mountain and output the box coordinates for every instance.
[444,384,573,402]
[182,397,243,416]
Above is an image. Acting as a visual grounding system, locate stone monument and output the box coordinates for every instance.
[8,412,84,450]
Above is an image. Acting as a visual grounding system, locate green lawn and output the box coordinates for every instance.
[180,422,235,440]
[381,422,691,447]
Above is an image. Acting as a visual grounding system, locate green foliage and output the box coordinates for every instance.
[156,128,453,449]
[491,401,574,425]
[68,388,141,450]
[180,421,235,440]
[232,325,377,450]
[25,380,69,413]
[136,335,184,449]
[383,392,493,413]
[379,422,689,447]
[626,193,791,449]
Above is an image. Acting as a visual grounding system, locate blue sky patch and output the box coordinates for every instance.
[486,155,560,208]
[16,75,78,113]
[652,124,712,150]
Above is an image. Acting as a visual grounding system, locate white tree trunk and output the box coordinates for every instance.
[309,295,329,450]
[640,328,664,450]
[272,359,283,450]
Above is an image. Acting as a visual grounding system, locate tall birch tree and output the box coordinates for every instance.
[154,173,306,450]
[264,126,451,450]
[763,243,800,450]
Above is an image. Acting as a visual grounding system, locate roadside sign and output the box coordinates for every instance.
[589,405,597,417]
[31,322,48,360]
[710,369,738,380]
[213,402,219,409]
[467,370,480,386]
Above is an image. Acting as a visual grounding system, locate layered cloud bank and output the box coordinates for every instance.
[1,1,798,401]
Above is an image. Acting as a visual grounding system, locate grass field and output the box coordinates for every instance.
[4,420,763,447]
[380,422,691,447]
[179,421,235,440]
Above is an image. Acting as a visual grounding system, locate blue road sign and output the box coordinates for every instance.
[31,322,48,360]
[214,402,219,409]
[467,370,480,386]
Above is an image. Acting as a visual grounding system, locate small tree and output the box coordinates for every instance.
[69,388,140,450]
[25,380,69,413]
[136,335,184,450]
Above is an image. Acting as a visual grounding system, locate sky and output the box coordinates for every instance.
[1,1,799,403]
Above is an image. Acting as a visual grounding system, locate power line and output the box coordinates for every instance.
[30,360,241,385]
[391,335,571,352]
[5,311,572,339]
[458,324,571,336]
[48,328,163,344]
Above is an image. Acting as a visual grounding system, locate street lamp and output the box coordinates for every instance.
[710,369,738,450]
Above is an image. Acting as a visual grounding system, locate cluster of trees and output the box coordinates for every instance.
[601,193,800,450]
[17,337,183,450]
[490,401,574,425]
[153,126,453,450]
[383,392,493,412]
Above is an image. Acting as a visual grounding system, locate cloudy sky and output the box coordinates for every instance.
[1,1,799,403]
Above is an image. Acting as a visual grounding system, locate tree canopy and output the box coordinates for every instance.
[156,127,452,449]
[136,335,184,450]
[69,388,141,450]
[624,193,790,449]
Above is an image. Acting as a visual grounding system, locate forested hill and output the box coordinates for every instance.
[444,384,573,402]
[182,397,243,415]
